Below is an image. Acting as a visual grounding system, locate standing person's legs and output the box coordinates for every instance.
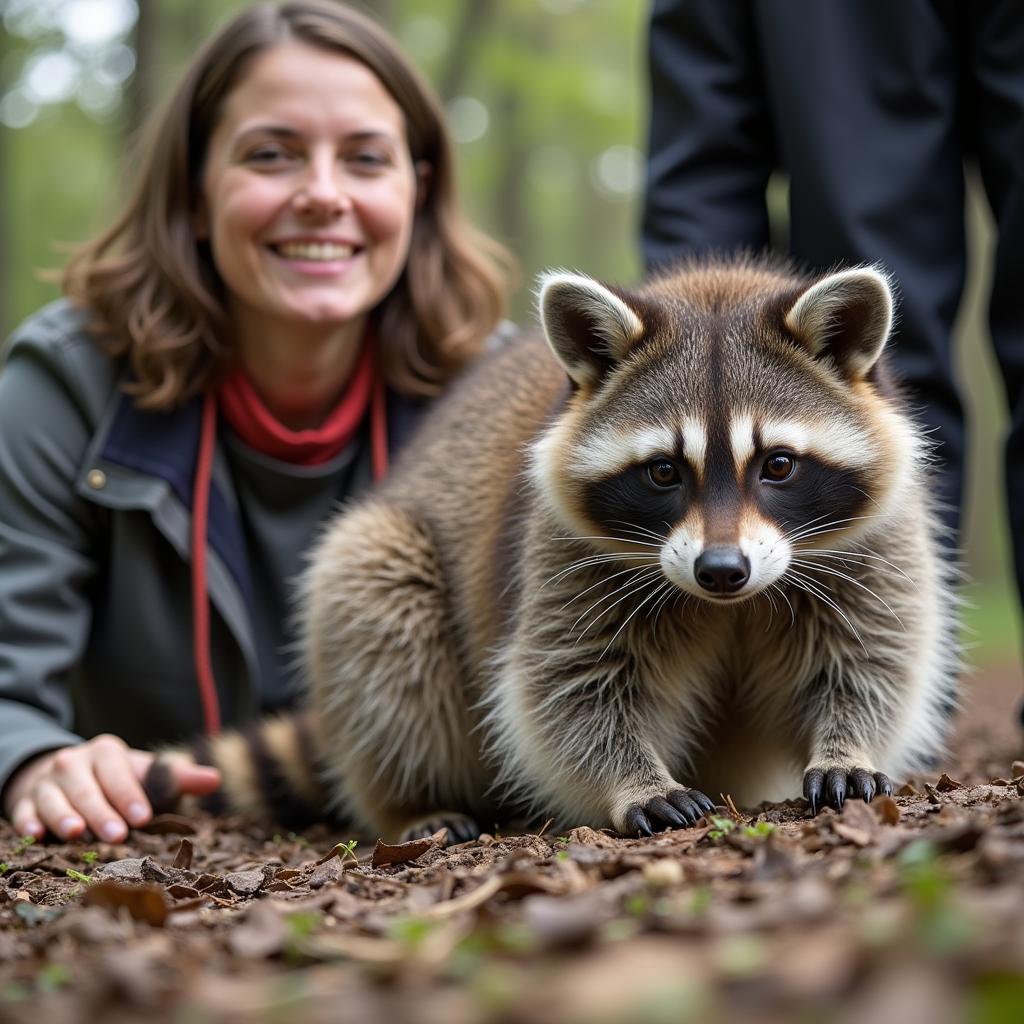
[755,0,967,539]
[965,1,1024,724]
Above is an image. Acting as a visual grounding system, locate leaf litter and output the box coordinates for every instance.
[1,671,1023,1023]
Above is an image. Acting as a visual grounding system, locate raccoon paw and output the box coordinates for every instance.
[398,811,481,845]
[803,766,893,815]
[621,788,716,837]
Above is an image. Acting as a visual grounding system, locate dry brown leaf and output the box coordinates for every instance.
[84,879,169,926]
[871,795,901,825]
[140,813,196,835]
[370,836,435,867]
[171,837,193,870]
[936,773,963,792]
[898,782,920,796]
[227,900,289,958]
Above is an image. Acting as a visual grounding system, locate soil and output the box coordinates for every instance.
[1,668,1023,1024]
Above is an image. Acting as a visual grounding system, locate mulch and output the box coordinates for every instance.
[2,669,1023,1024]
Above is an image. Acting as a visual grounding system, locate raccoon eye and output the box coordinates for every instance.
[761,452,796,482]
[647,459,681,488]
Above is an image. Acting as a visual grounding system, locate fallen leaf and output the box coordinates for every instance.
[371,836,435,867]
[227,900,288,958]
[936,773,963,792]
[871,796,901,825]
[898,782,920,796]
[172,838,193,870]
[84,879,169,926]
[140,813,196,835]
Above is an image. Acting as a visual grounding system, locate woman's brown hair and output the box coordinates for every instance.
[63,0,511,407]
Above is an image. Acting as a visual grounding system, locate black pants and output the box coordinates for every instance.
[644,0,1024,602]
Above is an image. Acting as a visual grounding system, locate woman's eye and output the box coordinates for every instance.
[350,150,390,170]
[246,146,291,165]
[647,459,681,488]
[761,452,796,482]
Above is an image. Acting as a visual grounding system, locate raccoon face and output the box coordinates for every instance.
[531,263,919,604]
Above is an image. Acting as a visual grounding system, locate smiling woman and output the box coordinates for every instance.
[0,1,511,845]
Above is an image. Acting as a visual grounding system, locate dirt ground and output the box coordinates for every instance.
[1,668,1023,1024]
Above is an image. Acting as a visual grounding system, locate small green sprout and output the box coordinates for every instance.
[742,821,776,839]
[338,838,358,863]
[15,835,35,853]
[65,868,92,886]
[389,915,438,950]
[707,816,736,840]
[80,851,98,866]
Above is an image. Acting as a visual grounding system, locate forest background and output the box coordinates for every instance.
[1,0,1019,690]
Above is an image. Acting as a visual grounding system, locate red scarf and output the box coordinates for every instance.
[219,340,384,467]
[190,340,389,735]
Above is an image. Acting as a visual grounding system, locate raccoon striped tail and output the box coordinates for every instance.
[143,711,338,829]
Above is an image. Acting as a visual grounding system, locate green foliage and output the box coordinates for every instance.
[388,915,440,951]
[707,816,737,841]
[65,868,92,885]
[968,972,1024,1024]
[897,840,978,956]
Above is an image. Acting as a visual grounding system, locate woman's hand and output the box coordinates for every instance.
[3,734,221,842]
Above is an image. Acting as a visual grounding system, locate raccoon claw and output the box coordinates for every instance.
[623,806,654,837]
[399,812,481,845]
[622,788,714,836]
[803,766,893,815]
[669,788,716,822]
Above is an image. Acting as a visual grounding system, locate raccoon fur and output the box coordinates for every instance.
[152,258,960,841]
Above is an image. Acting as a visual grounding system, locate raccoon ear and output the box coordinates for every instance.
[784,267,894,379]
[538,271,645,387]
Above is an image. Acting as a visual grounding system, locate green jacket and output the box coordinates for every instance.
[0,299,427,794]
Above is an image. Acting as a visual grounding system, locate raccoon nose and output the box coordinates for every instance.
[694,547,750,595]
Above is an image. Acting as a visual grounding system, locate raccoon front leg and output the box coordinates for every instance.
[491,639,714,836]
[301,500,484,841]
[798,671,896,814]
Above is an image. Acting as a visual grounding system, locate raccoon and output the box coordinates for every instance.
[154,258,959,840]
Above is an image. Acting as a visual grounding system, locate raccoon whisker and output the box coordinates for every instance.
[786,570,867,652]
[846,484,883,510]
[795,547,915,586]
[779,511,838,542]
[608,520,670,544]
[785,513,885,544]
[574,569,666,642]
[836,544,917,585]
[790,558,905,627]
[560,560,663,609]
[768,582,796,628]
[570,567,665,637]
[598,577,673,662]
[553,535,661,549]
[544,553,659,588]
[646,579,678,627]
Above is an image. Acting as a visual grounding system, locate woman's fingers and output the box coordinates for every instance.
[49,744,130,842]
[9,794,45,841]
[5,739,224,842]
[93,738,152,827]
[32,777,87,841]
[172,760,222,795]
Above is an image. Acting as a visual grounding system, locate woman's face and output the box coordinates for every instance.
[199,41,421,339]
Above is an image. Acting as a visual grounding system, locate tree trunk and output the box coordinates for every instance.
[124,0,159,144]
